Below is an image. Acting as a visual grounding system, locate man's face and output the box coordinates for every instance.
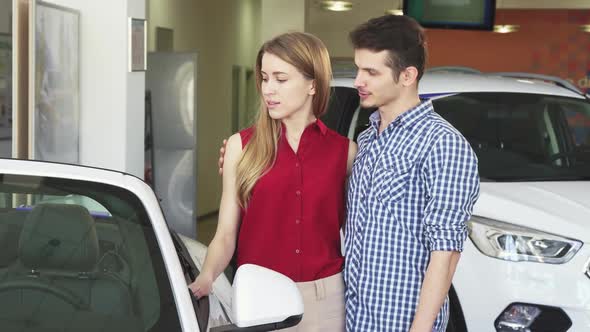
[353,49,402,109]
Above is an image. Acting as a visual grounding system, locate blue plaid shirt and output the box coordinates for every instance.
[344,100,480,332]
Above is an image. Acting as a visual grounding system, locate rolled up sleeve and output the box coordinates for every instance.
[423,133,480,252]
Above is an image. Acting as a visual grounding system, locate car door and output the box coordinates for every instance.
[0,158,200,331]
[176,233,234,330]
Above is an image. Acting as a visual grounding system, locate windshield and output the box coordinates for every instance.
[0,174,181,331]
[432,93,590,181]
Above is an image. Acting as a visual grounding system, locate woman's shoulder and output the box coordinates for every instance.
[225,133,243,161]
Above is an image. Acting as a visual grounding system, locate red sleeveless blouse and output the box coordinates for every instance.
[236,120,348,282]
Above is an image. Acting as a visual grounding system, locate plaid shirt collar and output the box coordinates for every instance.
[369,99,433,134]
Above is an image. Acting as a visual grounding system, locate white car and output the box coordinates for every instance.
[326,68,590,332]
[0,159,303,332]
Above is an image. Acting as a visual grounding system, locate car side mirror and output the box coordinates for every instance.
[210,264,303,332]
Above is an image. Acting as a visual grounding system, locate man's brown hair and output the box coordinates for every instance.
[350,15,427,82]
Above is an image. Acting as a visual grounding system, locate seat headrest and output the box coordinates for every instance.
[0,223,21,267]
[19,204,99,272]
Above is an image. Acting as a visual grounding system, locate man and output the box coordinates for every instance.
[344,14,479,331]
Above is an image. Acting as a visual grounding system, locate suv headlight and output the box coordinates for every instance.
[468,216,582,264]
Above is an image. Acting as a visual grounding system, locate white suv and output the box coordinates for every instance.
[325,69,590,332]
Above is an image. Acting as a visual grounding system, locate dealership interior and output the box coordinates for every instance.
[1,0,590,331]
[2,0,588,241]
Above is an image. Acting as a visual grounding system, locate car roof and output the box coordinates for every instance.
[332,72,585,99]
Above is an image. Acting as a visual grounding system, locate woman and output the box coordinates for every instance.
[189,32,357,331]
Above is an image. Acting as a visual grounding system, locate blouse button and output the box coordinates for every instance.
[295,162,300,168]
[295,249,301,254]
[295,219,301,224]
[296,190,301,196]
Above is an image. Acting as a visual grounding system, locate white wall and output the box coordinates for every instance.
[305,0,397,58]
[43,0,145,177]
[126,0,146,177]
[261,0,304,41]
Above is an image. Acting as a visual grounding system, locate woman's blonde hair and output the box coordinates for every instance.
[236,32,332,207]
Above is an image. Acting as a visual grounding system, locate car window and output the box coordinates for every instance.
[563,103,590,148]
[343,92,590,181]
[0,174,182,331]
[432,92,590,181]
[324,86,376,141]
[32,194,111,216]
[322,86,362,136]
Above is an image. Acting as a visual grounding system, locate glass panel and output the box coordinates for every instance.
[432,92,590,181]
[323,86,362,136]
[0,174,181,331]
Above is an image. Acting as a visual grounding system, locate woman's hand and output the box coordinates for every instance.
[189,273,214,298]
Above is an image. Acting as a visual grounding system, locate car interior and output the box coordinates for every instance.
[0,175,181,332]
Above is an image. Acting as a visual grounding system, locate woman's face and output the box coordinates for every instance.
[260,53,315,121]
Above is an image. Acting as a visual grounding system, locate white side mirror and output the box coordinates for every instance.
[211,264,303,332]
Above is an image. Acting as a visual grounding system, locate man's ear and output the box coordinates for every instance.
[400,66,419,87]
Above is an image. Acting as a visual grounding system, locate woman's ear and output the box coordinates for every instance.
[309,80,316,96]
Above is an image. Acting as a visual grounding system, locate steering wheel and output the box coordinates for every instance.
[0,279,88,310]
[549,151,579,163]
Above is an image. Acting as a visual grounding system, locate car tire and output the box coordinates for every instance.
[446,285,467,332]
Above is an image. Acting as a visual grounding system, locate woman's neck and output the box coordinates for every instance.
[282,112,317,138]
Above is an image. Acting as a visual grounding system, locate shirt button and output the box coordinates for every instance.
[296,190,301,196]
[295,249,300,254]
[295,162,300,167]
[295,219,301,224]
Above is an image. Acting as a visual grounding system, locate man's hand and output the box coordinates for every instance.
[218,139,228,175]
[409,251,461,332]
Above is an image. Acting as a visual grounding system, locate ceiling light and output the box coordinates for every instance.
[385,9,404,16]
[320,1,353,12]
[493,25,519,34]
[580,25,590,33]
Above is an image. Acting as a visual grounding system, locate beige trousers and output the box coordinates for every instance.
[281,272,345,332]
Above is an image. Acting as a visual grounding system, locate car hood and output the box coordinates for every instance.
[475,181,590,241]
[177,234,233,321]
